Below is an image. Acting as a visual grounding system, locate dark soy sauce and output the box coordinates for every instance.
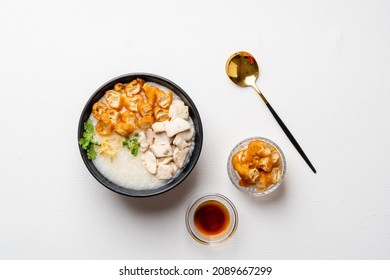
[194,200,230,236]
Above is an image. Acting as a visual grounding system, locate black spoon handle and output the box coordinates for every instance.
[266,102,317,173]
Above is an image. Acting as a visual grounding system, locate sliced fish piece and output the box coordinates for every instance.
[165,118,191,137]
[142,150,157,175]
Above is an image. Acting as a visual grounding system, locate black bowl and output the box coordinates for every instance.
[78,73,203,197]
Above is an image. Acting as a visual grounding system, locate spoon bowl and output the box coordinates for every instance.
[226,51,259,87]
[225,51,316,173]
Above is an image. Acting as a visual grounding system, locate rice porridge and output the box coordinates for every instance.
[79,78,195,190]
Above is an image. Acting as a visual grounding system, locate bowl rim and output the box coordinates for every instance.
[78,72,203,197]
[227,136,286,196]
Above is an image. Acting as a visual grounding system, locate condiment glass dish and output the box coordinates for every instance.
[185,193,238,246]
[227,137,286,196]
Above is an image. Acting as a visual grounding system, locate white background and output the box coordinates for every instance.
[1,0,389,259]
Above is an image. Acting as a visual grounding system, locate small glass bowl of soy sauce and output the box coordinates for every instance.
[185,193,238,245]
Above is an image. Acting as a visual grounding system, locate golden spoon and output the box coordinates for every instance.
[226,51,316,173]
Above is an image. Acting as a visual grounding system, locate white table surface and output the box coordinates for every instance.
[1,0,389,260]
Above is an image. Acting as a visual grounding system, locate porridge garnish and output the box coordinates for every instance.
[231,139,281,192]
